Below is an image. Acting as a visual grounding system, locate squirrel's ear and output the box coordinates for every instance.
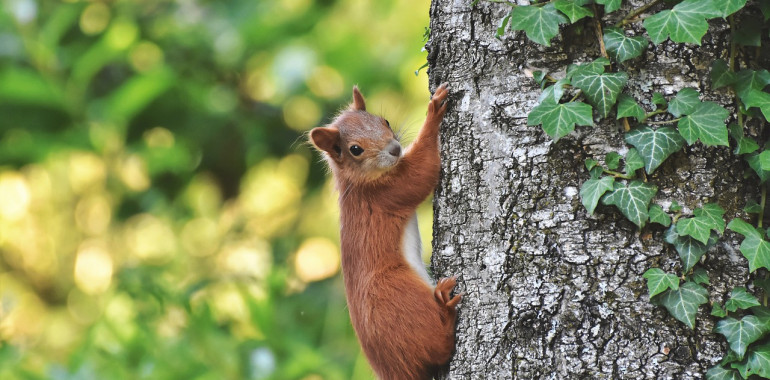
[351,86,366,111]
[310,126,342,158]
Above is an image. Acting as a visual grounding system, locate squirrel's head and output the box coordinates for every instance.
[310,86,402,185]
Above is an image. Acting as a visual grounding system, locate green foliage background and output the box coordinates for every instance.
[0,0,432,379]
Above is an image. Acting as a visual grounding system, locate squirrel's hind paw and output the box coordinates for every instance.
[434,276,462,309]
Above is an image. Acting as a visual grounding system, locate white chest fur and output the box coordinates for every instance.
[402,213,434,286]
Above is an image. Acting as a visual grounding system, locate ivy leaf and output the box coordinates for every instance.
[713,0,748,18]
[643,268,680,299]
[734,69,770,99]
[624,148,645,175]
[733,17,763,47]
[705,364,741,380]
[670,200,682,212]
[694,203,725,233]
[585,158,599,171]
[528,99,594,141]
[580,176,615,215]
[715,315,766,359]
[496,11,512,39]
[729,123,759,155]
[747,152,770,183]
[596,0,622,13]
[616,93,646,120]
[677,101,730,146]
[762,1,770,21]
[652,92,668,109]
[711,303,728,318]
[566,58,611,80]
[554,0,593,24]
[606,152,621,170]
[734,343,770,379]
[625,126,685,174]
[603,27,647,63]
[509,4,569,46]
[643,0,721,45]
[571,65,628,118]
[711,59,737,89]
[728,218,762,240]
[660,281,708,329]
[649,204,671,227]
[725,287,761,312]
[743,89,770,121]
[668,88,700,118]
[744,200,762,214]
[665,226,714,272]
[691,267,709,285]
[601,180,657,228]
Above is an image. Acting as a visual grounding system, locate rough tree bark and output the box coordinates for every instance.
[427,1,766,379]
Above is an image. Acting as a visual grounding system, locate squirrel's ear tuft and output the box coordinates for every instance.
[351,86,366,111]
[310,126,342,158]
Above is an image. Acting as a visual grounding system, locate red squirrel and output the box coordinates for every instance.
[309,83,461,379]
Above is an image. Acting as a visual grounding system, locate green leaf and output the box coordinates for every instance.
[580,176,615,215]
[715,315,766,359]
[554,0,593,24]
[747,152,770,183]
[714,0,748,18]
[101,67,176,124]
[601,180,657,228]
[596,0,622,13]
[728,218,762,240]
[735,343,770,379]
[668,88,700,118]
[734,69,770,99]
[762,0,770,21]
[733,17,762,47]
[677,101,730,146]
[652,92,667,108]
[0,67,65,108]
[606,152,621,170]
[585,158,599,171]
[660,281,708,329]
[691,267,709,285]
[665,226,715,272]
[725,287,761,312]
[649,204,671,227]
[571,63,628,118]
[643,0,721,45]
[711,59,737,89]
[509,4,569,46]
[603,27,647,63]
[694,203,725,233]
[729,123,759,155]
[670,200,682,212]
[706,364,741,380]
[711,303,728,318]
[624,148,645,175]
[761,150,770,171]
[616,94,646,120]
[643,268,680,298]
[496,11,512,39]
[625,126,685,173]
[738,234,770,273]
[743,89,770,121]
[744,200,762,214]
[528,100,594,141]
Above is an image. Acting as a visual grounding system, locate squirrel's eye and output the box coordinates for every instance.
[349,145,364,156]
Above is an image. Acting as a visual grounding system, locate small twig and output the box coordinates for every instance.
[645,118,681,125]
[759,185,767,229]
[603,168,635,179]
[616,0,664,27]
[622,117,631,132]
[592,4,609,60]
[640,108,667,123]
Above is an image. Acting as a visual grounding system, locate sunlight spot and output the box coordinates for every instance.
[130,41,164,72]
[68,152,106,194]
[181,217,219,257]
[283,96,321,131]
[294,237,340,282]
[75,194,112,235]
[105,19,138,50]
[307,66,344,99]
[125,214,176,263]
[0,171,30,221]
[219,240,271,279]
[119,154,150,191]
[143,127,175,148]
[74,242,113,295]
[80,2,110,35]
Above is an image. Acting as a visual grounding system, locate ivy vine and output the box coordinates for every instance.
[484,0,770,378]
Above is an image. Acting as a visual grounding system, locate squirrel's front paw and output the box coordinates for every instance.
[434,276,462,310]
[427,83,449,121]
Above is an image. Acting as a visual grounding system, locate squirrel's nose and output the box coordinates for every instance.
[388,144,401,157]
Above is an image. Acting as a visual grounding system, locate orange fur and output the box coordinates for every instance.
[309,84,461,380]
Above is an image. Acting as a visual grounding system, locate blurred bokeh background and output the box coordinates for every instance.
[0,0,432,379]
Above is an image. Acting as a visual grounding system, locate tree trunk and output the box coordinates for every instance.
[427,1,761,379]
